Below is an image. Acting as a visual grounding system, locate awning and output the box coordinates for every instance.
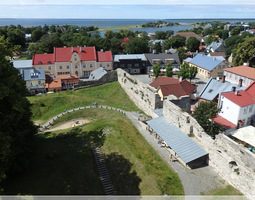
[147,116,208,164]
[232,125,255,147]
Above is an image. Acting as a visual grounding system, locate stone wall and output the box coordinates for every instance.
[74,70,118,90]
[163,99,255,197]
[117,68,162,118]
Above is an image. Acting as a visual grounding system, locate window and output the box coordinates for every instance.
[83,64,86,68]
[143,63,145,66]
[84,71,90,78]
[243,108,247,115]
[107,64,110,67]
[48,66,51,70]
[120,64,125,68]
[100,63,103,67]
[249,105,253,113]
[75,65,78,69]
[229,73,232,78]
[127,64,132,67]
[90,64,93,68]
[38,81,41,85]
[74,58,77,61]
[47,61,51,64]
[134,63,139,67]
[243,78,246,83]
[208,89,213,93]
[66,65,69,69]
[59,65,62,70]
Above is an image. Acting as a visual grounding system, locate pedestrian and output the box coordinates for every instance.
[169,154,173,162]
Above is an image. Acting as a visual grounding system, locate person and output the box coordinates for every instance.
[169,154,173,162]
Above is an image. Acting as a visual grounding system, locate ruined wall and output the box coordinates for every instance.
[163,98,255,197]
[117,68,162,118]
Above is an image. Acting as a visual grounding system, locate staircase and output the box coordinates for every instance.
[92,147,114,195]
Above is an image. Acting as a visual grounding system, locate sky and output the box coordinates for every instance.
[0,0,255,19]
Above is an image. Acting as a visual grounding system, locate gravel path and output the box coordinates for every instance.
[40,106,226,195]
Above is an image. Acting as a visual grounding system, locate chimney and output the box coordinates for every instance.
[165,50,168,54]
[216,77,220,81]
[232,86,236,92]
[100,49,104,52]
[221,75,225,83]
[153,50,157,54]
[80,47,82,52]
[243,63,248,66]
[71,47,74,52]
[179,76,183,81]
[238,79,243,87]
[235,90,239,96]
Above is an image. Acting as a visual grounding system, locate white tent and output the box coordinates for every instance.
[232,126,255,147]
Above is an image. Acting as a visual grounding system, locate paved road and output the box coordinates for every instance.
[41,106,226,195]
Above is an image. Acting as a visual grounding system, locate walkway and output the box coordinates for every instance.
[40,105,227,195]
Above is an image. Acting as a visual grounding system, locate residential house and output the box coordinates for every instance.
[89,67,107,80]
[45,74,79,92]
[172,32,203,44]
[184,54,228,79]
[12,59,33,74]
[206,41,226,53]
[224,24,249,31]
[224,65,255,87]
[23,69,46,94]
[214,81,255,131]
[150,77,196,100]
[199,76,246,104]
[208,52,226,59]
[144,52,180,73]
[113,54,147,74]
[33,46,113,78]
[96,50,113,71]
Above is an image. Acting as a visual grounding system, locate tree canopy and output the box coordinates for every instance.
[0,37,37,187]
[124,37,150,54]
[186,37,200,52]
[152,64,161,78]
[178,62,197,82]
[165,63,173,77]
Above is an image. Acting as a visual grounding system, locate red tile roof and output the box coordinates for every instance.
[209,52,226,58]
[222,81,255,107]
[32,53,54,65]
[150,77,180,88]
[97,51,113,62]
[224,65,255,80]
[54,47,97,62]
[212,115,237,129]
[45,74,79,89]
[159,80,196,98]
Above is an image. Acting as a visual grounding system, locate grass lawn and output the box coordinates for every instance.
[206,185,243,196]
[28,81,140,124]
[3,109,184,195]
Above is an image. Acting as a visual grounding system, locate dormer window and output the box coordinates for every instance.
[47,61,51,64]
[152,59,161,64]
[38,61,42,64]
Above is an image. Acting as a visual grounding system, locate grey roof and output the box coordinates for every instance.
[144,53,180,66]
[147,116,208,164]
[12,60,33,69]
[89,67,107,80]
[154,108,163,117]
[184,57,192,62]
[23,69,45,81]
[210,56,225,61]
[199,78,246,101]
[114,54,147,62]
[187,54,223,71]
[206,42,225,52]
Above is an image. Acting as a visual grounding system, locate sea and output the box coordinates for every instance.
[1,18,255,36]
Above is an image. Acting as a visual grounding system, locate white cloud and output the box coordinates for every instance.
[1,0,255,5]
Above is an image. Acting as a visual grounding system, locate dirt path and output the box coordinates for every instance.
[46,119,90,132]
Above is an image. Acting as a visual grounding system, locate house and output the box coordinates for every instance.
[224,65,255,87]
[89,67,107,81]
[150,77,196,100]
[208,52,226,59]
[23,69,46,94]
[224,24,249,31]
[172,32,202,43]
[184,54,228,79]
[215,81,255,131]
[12,59,33,74]
[96,50,113,71]
[199,76,246,104]
[144,52,180,73]
[206,41,226,53]
[113,54,147,74]
[33,46,113,78]
[45,74,79,92]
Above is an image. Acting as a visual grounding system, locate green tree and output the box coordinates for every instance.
[193,102,224,136]
[205,35,218,46]
[169,35,186,49]
[31,28,44,42]
[165,63,173,77]
[153,42,162,53]
[177,47,187,63]
[233,37,255,66]
[230,26,241,36]
[124,37,149,54]
[152,63,161,78]
[155,31,166,39]
[104,30,115,39]
[186,37,200,52]
[0,36,37,187]
[178,62,197,82]
[165,30,174,38]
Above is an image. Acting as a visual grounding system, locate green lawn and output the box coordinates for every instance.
[3,109,184,195]
[206,185,243,196]
[28,81,140,124]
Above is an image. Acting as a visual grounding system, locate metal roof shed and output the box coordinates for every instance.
[147,116,208,165]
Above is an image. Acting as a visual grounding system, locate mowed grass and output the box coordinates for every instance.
[28,81,140,124]
[206,185,243,196]
[5,109,184,195]
[51,109,184,195]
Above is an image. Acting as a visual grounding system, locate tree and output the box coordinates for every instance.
[230,26,241,36]
[233,37,255,66]
[153,42,162,53]
[0,36,37,186]
[155,31,166,40]
[152,63,161,78]
[104,30,115,39]
[178,62,197,82]
[186,37,200,52]
[169,35,186,49]
[205,35,218,46]
[165,63,173,77]
[31,28,44,42]
[193,102,224,136]
[124,37,149,54]
[177,47,187,63]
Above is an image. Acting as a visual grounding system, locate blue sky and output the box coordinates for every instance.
[0,0,255,19]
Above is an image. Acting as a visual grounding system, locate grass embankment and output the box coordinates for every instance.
[28,81,140,124]
[206,185,243,196]
[3,109,184,195]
